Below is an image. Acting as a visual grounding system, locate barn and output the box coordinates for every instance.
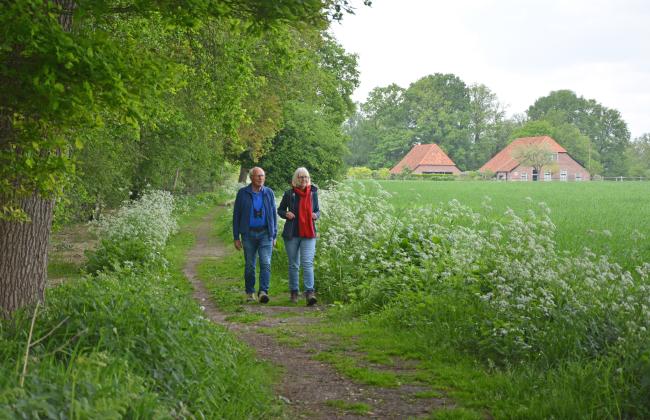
[389,143,460,175]
[479,136,590,181]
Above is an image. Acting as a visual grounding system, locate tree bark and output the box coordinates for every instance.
[0,196,55,317]
[238,165,249,183]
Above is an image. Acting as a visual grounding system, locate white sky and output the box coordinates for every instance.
[329,0,650,138]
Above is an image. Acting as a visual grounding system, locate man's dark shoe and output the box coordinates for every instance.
[258,291,270,304]
[290,291,299,304]
[305,291,317,306]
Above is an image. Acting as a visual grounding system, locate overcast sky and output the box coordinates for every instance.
[329,0,650,138]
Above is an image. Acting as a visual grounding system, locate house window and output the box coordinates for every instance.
[549,153,558,161]
[544,171,552,181]
[521,172,528,181]
[576,173,582,181]
[532,169,538,181]
[560,170,567,181]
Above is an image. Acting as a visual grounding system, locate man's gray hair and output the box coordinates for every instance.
[291,167,311,188]
[249,166,264,179]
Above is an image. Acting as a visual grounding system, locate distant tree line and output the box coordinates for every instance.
[345,74,649,178]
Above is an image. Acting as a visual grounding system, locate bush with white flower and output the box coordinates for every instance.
[86,190,178,272]
[316,181,650,369]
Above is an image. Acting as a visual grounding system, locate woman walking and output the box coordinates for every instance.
[277,167,320,306]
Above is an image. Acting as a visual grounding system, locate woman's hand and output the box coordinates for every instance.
[286,211,295,220]
[312,212,318,220]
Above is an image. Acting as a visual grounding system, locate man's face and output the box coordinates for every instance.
[251,169,265,188]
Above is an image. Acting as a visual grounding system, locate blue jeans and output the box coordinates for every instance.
[242,230,272,294]
[284,237,316,292]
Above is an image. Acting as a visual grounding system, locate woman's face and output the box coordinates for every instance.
[296,173,310,189]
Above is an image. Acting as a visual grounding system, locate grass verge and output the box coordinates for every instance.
[1,194,281,418]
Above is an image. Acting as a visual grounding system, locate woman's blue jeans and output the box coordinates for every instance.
[242,230,272,294]
[284,237,316,292]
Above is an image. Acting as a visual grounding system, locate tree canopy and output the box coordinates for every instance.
[527,90,630,176]
[0,0,364,315]
[345,74,512,171]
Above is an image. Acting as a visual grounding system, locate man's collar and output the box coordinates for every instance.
[248,184,264,193]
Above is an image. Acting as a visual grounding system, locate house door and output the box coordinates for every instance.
[532,169,538,181]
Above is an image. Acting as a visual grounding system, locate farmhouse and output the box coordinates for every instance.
[479,136,590,181]
[390,143,461,175]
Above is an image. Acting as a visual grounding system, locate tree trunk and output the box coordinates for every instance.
[238,165,249,183]
[0,196,55,317]
[172,168,181,191]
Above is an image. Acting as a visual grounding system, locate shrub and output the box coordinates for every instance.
[478,169,495,180]
[86,190,177,272]
[372,168,391,180]
[347,166,373,179]
[410,173,456,181]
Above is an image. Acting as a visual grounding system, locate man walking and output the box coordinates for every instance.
[233,167,277,303]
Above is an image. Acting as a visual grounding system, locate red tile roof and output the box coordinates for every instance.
[390,144,458,174]
[479,136,567,173]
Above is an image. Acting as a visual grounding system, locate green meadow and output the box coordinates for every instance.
[371,180,650,267]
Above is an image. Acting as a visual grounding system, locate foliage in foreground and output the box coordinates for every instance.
[315,181,650,417]
[0,192,275,418]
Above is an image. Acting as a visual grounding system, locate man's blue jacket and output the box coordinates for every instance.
[233,184,277,240]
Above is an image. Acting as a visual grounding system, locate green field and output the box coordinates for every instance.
[371,180,650,267]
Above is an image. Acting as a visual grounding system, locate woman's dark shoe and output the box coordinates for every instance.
[305,291,317,306]
[290,290,299,304]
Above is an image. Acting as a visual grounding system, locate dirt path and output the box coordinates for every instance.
[183,210,451,419]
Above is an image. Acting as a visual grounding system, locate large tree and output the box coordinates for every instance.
[0,0,359,316]
[527,90,630,176]
[345,84,410,168]
[403,73,472,169]
[467,83,511,169]
[346,76,518,171]
[258,34,359,189]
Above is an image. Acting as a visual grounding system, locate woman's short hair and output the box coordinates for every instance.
[291,167,311,188]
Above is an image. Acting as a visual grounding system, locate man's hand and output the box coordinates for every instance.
[234,239,242,250]
[286,211,295,220]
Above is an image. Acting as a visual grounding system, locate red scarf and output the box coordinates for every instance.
[293,185,315,238]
